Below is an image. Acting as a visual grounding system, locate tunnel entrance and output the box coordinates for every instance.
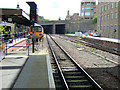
[55,24,65,34]
[42,24,65,34]
[42,25,53,34]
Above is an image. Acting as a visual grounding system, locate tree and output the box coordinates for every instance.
[58,17,61,21]
[93,16,97,24]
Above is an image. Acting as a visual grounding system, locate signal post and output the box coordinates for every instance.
[27,2,37,53]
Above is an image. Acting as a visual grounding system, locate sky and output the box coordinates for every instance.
[0,0,82,20]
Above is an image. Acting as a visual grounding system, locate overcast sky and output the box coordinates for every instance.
[1,0,83,20]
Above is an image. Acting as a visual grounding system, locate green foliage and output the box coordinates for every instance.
[58,17,61,21]
[77,36,81,39]
[91,48,96,51]
[93,16,97,24]
[77,42,82,46]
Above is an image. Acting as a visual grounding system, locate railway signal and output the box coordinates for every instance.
[26,2,37,53]
[26,2,37,23]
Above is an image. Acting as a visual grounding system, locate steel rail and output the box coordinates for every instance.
[65,35,120,56]
[46,35,69,90]
[49,35,103,90]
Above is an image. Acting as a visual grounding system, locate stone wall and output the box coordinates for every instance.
[65,19,97,33]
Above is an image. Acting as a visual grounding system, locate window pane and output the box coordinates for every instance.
[84,7,94,11]
[91,2,95,5]
[114,25,117,32]
[85,12,90,16]
[112,2,114,8]
[107,26,109,32]
[111,26,113,32]
[81,8,84,11]
[81,12,84,16]
[108,4,110,10]
[86,3,90,5]
[116,2,118,7]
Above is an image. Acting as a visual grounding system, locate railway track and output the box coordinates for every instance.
[47,35,103,90]
[59,35,120,56]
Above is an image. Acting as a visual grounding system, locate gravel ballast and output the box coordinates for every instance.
[51,35,120,89]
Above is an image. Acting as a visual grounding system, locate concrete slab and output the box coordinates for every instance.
[13,54,55,89]
[0,54,28,89]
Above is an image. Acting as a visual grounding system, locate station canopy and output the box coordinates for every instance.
[0,8,31,26]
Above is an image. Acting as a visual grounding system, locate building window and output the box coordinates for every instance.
[101,26,102,32]
[114,25,117,32]
[108,3,110,10]
[111,26,113,32]
[99,7,101,13]
[86,3,90,5]
[85,7,92,11]
[98,26,99,32]
[81,12,84,16]
[85,12,90,16]
[111,2,114,8]
[102,6,104,12]
[108,14,109,20]
[107,26,109,32]
[81,3,84,6]
[115,13,118,18]
[119,25,120,33]
[101,16,103,21]
[91,12,94,17]
[111,13,114,19]
[104,26,106,32]
[105,5,107,11]
[91,2,95,6]
[81,8,84,11]
[116,2,118,7]
[105,15,107,20]
[104,15,106,20]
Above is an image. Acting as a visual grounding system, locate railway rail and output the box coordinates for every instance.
[59,35,120,56]
[47,35,103,90]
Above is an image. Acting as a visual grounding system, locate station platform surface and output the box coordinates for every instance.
[13,54,55,89]
[0,51,28,89]
[0,36,55,89]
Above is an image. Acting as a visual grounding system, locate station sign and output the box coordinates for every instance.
[26,39,31,46]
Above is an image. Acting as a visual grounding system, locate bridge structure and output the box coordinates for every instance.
[37,20,66,34]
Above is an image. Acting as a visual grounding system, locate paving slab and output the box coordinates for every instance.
[0,52,28,89]
[13,54,55,89]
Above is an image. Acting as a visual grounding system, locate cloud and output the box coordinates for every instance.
[0,0,82,20]
[51,1,59,8]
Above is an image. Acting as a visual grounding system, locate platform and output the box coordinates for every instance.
[0,36,55,89]
[13,53,55,89]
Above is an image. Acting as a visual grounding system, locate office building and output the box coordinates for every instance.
[80,0,96,19]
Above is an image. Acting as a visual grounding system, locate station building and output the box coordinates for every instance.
[0,3,31,55]
[96,2,120,39]
[0,2,31,37]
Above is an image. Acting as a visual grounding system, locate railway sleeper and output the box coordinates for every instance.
[65,76,85,80]
[64,73,82,76]
[53,74,61,79]
[67,79,89,83]
[69,84,93,89]
[54,79,63,85]
[63,71,82,74]
[59,61,74,65]
[62,68,78,71]
[61,67,77,69]
[67,80,91,86]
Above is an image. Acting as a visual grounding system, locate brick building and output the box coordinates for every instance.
[97,2,120,39]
